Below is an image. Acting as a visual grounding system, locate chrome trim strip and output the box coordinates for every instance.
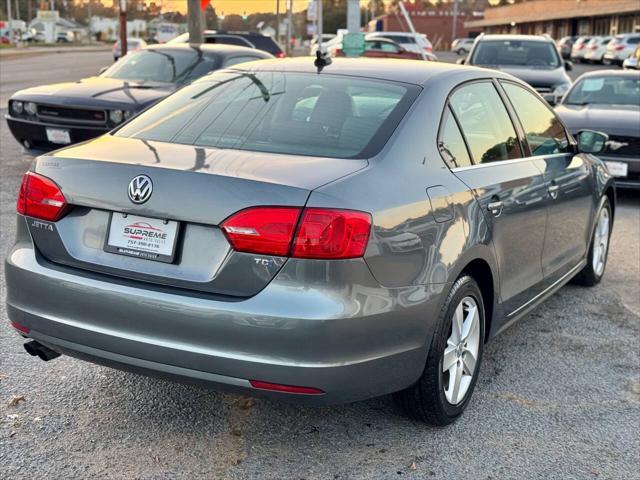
[451,153,569,172]
[507,261,584,318]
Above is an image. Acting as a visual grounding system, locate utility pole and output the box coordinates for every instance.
[286,0,292,55]
[346,0,359,33]
[317,0,322,46]
[187,0,203,43]
[6,0,12,46]
[15,0,20,22]
[452,0,459,44]
[119,0,127,57]
[276,0,280,45]
[88,0,92,41]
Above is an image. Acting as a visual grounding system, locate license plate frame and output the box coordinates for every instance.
[604,160,629,178]
[45,127,71,145]
[104,213,180,264]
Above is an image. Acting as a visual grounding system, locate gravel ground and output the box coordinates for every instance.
[1,52,639,479]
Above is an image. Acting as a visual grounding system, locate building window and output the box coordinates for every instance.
[619,15,634,34]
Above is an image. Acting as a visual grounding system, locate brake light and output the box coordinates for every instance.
[578,44,585,50]
[250,380,324,395]
[292,208,371,259]
[17,172,68,222]
[590,45,598,50]
[424,45,433,52]
[275,51,285,58]
[221,207,372,259]
[615,44,625,51]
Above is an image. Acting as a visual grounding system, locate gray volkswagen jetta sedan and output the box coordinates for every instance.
[6,58,615,425]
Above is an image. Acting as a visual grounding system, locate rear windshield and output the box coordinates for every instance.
[564,76,640,106]
[244,35,283,54]
[379,34,416,44]
[115,71,419,159]
[471,40,561,68]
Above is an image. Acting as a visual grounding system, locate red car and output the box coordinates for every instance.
[335,38,436,61]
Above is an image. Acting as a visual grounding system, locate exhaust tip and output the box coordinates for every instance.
[23,340,61,361]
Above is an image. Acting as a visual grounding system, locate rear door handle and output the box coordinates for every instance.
[487,200,504,216]
[548,184,560,199]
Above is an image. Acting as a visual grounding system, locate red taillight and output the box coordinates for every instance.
[221,207,372,259]
[10,320,30,334]
[250,380,324,395]
[221,207,301,256]
[292,208,371,259]
[275,51,285,58]
[615,44,625,51]
[590,45,598,50]
[578,44,585,50]
[424,45,433,52]
[17,172,68,222]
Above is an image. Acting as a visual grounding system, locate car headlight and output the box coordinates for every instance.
[109,110,124,124]
[123,110,134,121]
[24,102,38,116]
[11,100,24,115]
[553,83,571,100]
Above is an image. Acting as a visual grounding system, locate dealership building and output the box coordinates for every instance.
[465,0,640,38]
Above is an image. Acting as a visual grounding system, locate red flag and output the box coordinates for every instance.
[200,0,210,10]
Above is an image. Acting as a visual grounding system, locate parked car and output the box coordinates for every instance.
[452,37,474,55]
[6,57,615,426]
[604,33,640,65]
[168,30,285,58]
[622,46,640,70]
[5,44,273,152]
[584,36,612,64]
[570,36,593,62]
[56,30,74,43]
[334,37,436,61]
[365,31,433,54]
[309,33,337,55]
[555,70,640,189]
[556,35,576,59]
[112,38,147,61]
[461,34,572,104]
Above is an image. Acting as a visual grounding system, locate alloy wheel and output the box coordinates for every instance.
[592,206,610,277]
[442,296,481,405]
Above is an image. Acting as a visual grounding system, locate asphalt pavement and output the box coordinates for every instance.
[0,50,639,479]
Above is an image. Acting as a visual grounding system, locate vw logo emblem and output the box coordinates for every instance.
[128,175,153,204]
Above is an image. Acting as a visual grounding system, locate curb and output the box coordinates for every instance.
[0,46,111,60]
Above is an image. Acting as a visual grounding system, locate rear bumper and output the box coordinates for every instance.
[5,217,444,404]
[5,115,109,152]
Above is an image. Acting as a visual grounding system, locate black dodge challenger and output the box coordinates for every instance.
[6,43,272,153]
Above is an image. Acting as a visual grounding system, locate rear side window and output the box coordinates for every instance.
[207,36,251,47]
[502,82,570,155]
[438,107,472,168]
[247,36,283,55]
[115,71,419,159]
[449,82,521,164]
[628,37,640,45]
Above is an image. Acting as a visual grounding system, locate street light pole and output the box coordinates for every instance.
[187,0,203,43]
[119,0,127,57]
[452,0,458,44]
[286,0,292,55]
[276,0,280,45]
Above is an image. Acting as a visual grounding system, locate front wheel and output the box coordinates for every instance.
[394,275,485,426]
[573,197,612,286]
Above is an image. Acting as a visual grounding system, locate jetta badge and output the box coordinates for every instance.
[128,175,153,204]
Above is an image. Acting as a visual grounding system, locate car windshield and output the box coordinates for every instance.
[564,76,640,106]
[471,40,561,68]
[101,48,209,83]
[115,71,419,159]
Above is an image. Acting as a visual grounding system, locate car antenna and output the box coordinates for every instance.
[314,50,332,73]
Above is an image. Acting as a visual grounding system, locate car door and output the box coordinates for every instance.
[500,81,594,285]
[448,80,549,318]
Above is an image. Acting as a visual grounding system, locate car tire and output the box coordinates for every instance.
[394,275,485,426]
[573,197,612,287]
[456,48,465,55]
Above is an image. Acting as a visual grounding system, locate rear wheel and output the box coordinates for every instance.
[573,198,612,286]
[394,275,484,426]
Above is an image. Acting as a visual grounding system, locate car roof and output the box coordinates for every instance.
[142,43,271,56]
[368,31,420,37]
[230,57,510,86]
[479,34,553,43]
[576,68,640,79]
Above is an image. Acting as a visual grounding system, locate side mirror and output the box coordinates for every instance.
[456,58,466,65]
[564,60,573,71]
[98,66,108,75]
[576,130,608,154]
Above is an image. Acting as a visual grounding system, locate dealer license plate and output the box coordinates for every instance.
[45,128,71,145]
[604,161,628,178]
[105,213,179,263]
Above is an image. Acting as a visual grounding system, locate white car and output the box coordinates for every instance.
[309,33,337,55]
[584,36,612,63]
[604,33,640,65]
[451,38,474,55]
[365,31,432,55]
[570,36,593,62]
[622,46,640,70]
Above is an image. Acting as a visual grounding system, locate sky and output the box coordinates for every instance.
[144,0,311,15]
